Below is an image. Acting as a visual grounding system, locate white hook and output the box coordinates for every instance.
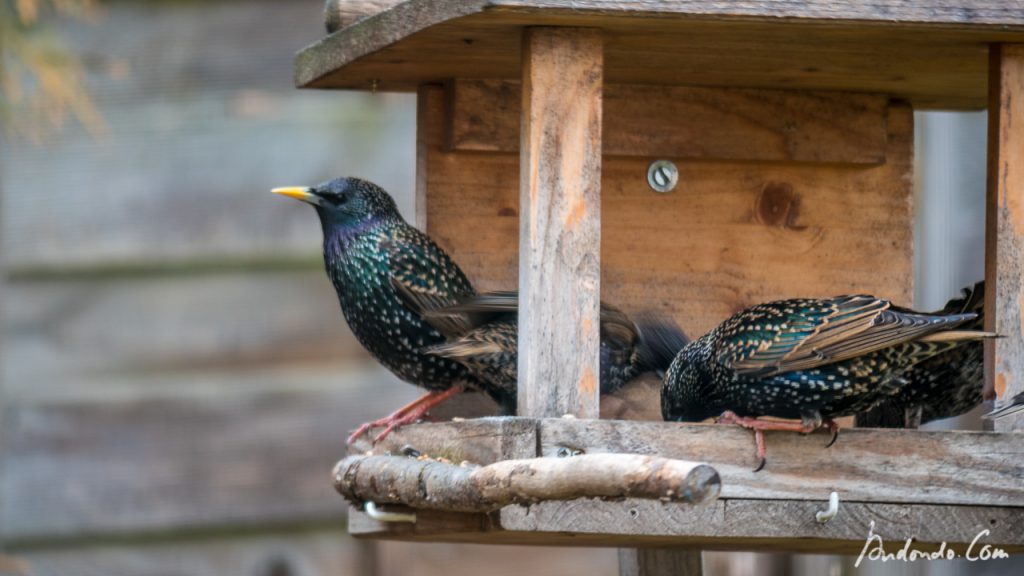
[815,491,840,523]
[364,501,416,523]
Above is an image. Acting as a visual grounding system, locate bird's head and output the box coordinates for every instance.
[272,177,402,232]
[660,342,715,423]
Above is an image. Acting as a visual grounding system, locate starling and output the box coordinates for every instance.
[273,177,492,444]
[410,292,688,406]
[856,281,987,428]
[660,294,995,469]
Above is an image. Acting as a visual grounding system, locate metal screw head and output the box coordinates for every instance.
[647,160,679,193]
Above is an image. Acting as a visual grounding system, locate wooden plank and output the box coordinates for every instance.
[349,496,1024,554]
[985,44,1024,432]
[3,272,369,397]
[295,0,1024,108]
[3,0,418,273]
[14,530,364,576]
[539,419,1024,507]
[499,498,1024,554]
[0,375,500,544]
[449,80,888,164]
[421,94,913,341]
[618,549,702,576]
[518,28,603,419]
[374,539,620,576]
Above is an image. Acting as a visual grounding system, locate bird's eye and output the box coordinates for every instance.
[333,192,350,206]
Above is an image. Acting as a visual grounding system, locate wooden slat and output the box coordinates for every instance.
[0,376,500,544]
[517,28,603,419]
[374,540,620,576]
[618,549,702,576]
[350,498,1024,554]
[985,44,1024,432]
[538,419,1024,507]
[295,0,1024,108]
[3,272,367,397]
[3,0,418,273]
[15,530,366,576]
[449,80,888,164]
[498,498,1024,554]
[420,92,913,340]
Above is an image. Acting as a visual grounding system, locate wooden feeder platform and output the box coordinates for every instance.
[295,0,1024,566]
[346,418,1024,554]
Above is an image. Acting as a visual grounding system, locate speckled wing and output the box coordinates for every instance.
[383,235,476,339]
[723,295,977,378]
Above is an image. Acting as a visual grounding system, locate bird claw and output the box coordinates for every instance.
[753,457,766,473]
[346,386,465,446]
[824,420,841,448]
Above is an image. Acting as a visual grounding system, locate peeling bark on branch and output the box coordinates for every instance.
[334,454,721,512]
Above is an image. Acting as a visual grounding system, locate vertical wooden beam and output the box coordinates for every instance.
[619,549,703,576]
[518,27,603,419]
[985,44,1024,431]
[415,84,437,230]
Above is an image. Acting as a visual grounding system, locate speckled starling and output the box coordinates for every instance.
[660,294,995,469]
[273,177,491,443]
[411,292,688,405]
[856,282,988,428]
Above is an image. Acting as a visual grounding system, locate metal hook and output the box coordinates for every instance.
[364,501,416,524]
[815,491,840,524]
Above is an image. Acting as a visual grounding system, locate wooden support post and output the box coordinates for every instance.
[618,549,703,576]
[985,44,1024,431]
[518,27,603,419]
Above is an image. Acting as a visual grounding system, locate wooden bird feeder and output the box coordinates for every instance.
[295,1,1024,572]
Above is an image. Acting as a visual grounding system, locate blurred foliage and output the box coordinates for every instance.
[1,0,106,144]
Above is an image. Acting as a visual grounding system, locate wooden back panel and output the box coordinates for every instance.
[418,82,912,339]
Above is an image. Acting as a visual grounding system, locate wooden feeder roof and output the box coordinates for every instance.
[296,0,1024,109]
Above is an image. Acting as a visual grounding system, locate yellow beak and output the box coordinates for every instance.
[271,186,318,204]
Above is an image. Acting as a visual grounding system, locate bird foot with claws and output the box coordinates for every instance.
[347,386,464,445]
[715,411,835,471]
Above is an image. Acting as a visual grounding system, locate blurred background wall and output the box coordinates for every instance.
[0,1,1005,575]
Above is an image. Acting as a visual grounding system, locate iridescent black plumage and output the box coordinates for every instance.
[661,295,993,427]
[273,177,495,441]
[417,292,688,408]
[857,282,987,428]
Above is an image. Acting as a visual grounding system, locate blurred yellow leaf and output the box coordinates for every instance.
[1,0,106,144]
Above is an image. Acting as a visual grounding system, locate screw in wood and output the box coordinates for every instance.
[647,160,679,193]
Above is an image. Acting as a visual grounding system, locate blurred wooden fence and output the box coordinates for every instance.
[0,1,1009,575]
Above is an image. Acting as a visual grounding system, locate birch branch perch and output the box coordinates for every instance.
[333,454,721,512]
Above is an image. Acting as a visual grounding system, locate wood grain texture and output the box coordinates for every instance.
[499,498,1024,553]
[449,79,888,164]
[16,530,364,576]
[619,549,703,576]
[517,28,603,419]
[350,495,1024,553]
[420,89,913,342]
[296,0,1024,108]
[0,376,500,544]
[539,419,1024,507]
[985,44,1024,432]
